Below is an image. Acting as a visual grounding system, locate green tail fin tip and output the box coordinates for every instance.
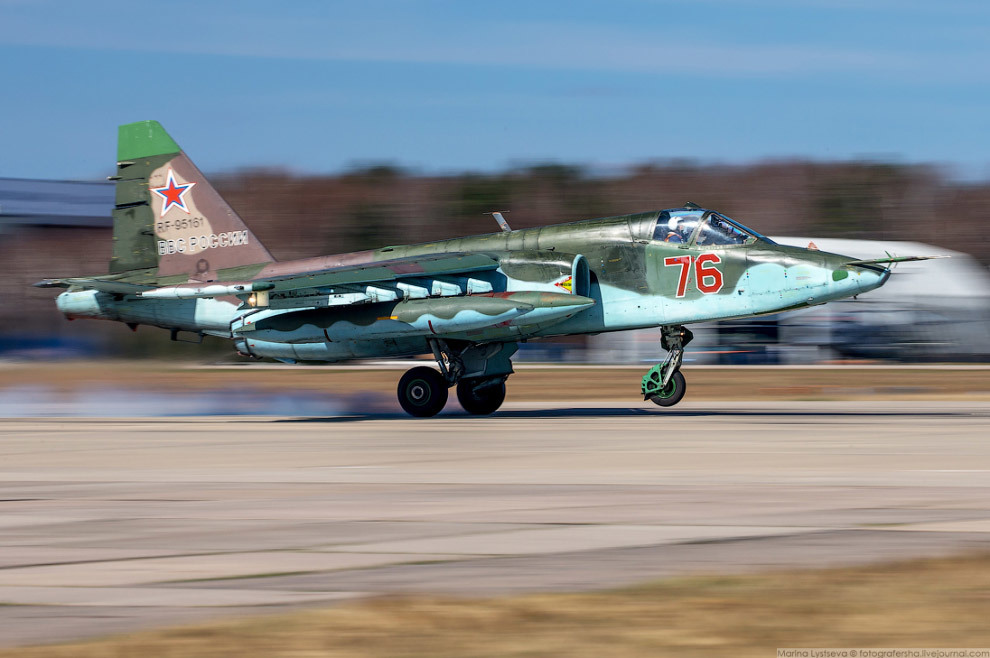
[117,120,181,162]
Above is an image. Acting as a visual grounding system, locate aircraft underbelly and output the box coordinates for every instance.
[235,336,428,362]
[659,295,751,325]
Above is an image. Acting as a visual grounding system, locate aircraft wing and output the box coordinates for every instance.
[126,252,501,300]
[258,253,499,292]
[36,253,500,301]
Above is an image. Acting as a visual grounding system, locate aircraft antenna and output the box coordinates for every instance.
[486,211,512,232]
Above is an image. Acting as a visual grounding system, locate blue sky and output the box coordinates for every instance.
[1,0,989,180]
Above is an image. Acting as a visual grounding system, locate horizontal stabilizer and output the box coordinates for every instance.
[34,278,153,294]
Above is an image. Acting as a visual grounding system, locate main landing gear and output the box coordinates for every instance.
[456,377,507,416]
[396,340,516,418]
[641,325,693,408]
[396,367,449,417]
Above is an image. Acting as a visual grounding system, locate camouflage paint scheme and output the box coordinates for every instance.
[43,121,890,366]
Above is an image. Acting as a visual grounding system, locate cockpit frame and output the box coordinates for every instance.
[651,207,773,248]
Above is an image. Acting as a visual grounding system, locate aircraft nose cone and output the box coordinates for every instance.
[848,265,890,293]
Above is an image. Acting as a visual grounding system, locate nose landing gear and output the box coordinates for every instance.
[642,325,693,408]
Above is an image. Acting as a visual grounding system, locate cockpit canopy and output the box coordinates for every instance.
[651,208,770,247]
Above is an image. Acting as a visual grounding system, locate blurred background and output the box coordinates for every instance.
[2,0,989,364]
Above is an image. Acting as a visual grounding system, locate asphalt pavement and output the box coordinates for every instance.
[1,401,989,647]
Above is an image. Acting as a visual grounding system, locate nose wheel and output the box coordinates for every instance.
[642,325,693,408]
[397,366,449,417]
[643,370,686,407]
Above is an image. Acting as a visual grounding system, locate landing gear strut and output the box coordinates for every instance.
[642,325,693,408]
[396,340,517,418]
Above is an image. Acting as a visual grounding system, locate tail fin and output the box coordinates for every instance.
[110,120,274,278]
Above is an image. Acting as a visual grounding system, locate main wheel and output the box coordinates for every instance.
[397,367,449,417]
[648,371,686,407]
[456,378,506,415]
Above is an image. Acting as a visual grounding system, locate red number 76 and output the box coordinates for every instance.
[663,254,724,298]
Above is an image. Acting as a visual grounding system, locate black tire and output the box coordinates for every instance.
[397,367,448,417]
[456,378,506,415]
[648,371,686,407]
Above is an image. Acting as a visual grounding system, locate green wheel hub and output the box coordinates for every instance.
[642,366,687,408]
[641,363,673,397]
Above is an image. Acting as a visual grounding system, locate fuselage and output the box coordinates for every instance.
[56,209,889,361]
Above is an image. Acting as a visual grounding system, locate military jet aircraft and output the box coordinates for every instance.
[37,121,932,417]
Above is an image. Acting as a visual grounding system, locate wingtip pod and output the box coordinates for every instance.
[117,120,182,162]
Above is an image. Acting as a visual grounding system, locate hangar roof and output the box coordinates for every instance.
[0,177,113,227]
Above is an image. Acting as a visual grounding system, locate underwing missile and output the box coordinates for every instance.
[138,282,275,299]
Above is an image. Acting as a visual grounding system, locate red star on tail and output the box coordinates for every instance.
[151,169,196,217]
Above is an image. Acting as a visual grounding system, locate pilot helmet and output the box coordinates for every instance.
[667,217,681,232]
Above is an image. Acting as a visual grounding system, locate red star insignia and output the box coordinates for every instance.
[151,169,196,217]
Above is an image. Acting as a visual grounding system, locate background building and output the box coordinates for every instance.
[0,178,113,355]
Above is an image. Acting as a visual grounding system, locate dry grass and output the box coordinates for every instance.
[0,361,989,401]
[5,554,990,657]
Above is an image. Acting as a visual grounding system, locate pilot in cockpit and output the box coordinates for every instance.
[664,217,686,243]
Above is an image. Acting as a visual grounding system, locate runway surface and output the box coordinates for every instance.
[2,400,990,647]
